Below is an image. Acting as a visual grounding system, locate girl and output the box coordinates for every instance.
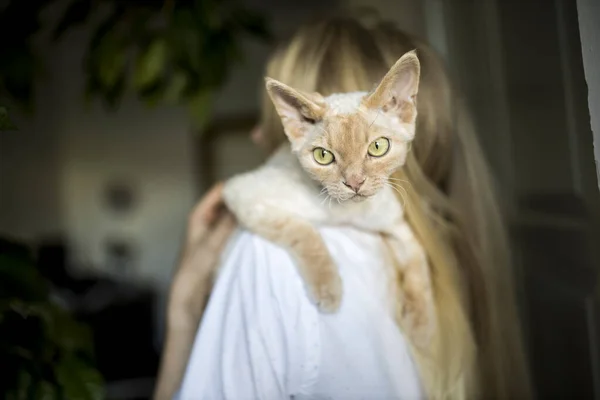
[156,14,531,400]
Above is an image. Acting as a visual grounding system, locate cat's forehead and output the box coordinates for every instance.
[323,92,368,115]
[318,90,412,145]
[324,115,370,157]
[320,92,374,139]
[316,110,378,160]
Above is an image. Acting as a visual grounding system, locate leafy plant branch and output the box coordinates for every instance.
[0,238,104,400]
[0,0,271,130]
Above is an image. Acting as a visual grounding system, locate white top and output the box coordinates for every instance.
[176,227,423,400]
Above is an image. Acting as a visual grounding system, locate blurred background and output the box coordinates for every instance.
[0,0,599,399]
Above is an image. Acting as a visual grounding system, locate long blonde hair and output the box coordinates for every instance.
[260,14,531,399]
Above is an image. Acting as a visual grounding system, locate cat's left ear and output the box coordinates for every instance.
[265,78,326,148]
[363,50,420,124]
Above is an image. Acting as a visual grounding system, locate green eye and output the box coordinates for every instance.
[313,148,335,165]
[368,137,390,157]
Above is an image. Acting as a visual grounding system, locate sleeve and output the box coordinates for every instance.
[175,230,321,400]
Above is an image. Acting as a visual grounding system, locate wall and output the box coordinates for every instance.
[577,0,600,189]
[0,26,63,240]
[0,102,63,240]
[57,101,195,286]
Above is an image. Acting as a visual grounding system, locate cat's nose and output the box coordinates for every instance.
[343,177,366,193]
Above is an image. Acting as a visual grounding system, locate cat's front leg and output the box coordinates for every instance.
[385,223,435,349]
[238,203,343,313]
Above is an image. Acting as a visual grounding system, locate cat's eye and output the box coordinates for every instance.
[313,148,335,165]
[367,137,390,157]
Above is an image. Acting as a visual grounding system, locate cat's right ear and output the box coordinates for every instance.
[363,50,420,124]
[265,78,326,148]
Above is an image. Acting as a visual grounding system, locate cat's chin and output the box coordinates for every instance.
[323,189,376,203]
[349,194,371,203]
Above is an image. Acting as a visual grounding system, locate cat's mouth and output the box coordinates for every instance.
[349,193,370,202]
[324,188,375,203]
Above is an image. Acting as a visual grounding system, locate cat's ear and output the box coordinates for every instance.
[265,78,326,146]
[363,50,420,123]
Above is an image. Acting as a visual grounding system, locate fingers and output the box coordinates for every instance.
[175,212,235,281]
[191,183,225,223]
[187,183,227,243]
[180,209,236,261]
[201,183,227,225]
[204,212,236,253]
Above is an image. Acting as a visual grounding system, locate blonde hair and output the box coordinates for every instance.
[261,14,531,399]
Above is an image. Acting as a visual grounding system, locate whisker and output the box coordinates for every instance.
[387,181,408,190]
[387,179,413,192]
[388,177,413,186]
[385,182,407,209]
[387,177,410,182]
[387,182,410,199]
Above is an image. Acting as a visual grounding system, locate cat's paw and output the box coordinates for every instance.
[401,290,435,349]
[399,268,436,349]
[310,270,343,313]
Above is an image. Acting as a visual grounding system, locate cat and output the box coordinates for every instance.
[223,51,434,345]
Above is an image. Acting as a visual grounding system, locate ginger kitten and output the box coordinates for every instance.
[223,51,433,344]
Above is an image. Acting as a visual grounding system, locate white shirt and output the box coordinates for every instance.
[177,227,423,400]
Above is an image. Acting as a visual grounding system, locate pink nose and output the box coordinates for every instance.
[343,177,366,193]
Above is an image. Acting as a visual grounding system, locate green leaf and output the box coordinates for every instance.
[15,369,33,400]
[188,90,213,129]
[96,41,127,89]
[84,10,128,100]
[55,356,104,400]
[171,10,203,72]
[43,305,94,355]
[53,0,93,40]
[164,71,188,104]
[0,239,48,301]
[134,38,168,90]
[36,381,57,400]
[103,71,127,109]
[89,8,121,50]
[130,9,153,38]
[0,106,18,131]
[0,47,36,111]
[0,300,93,364]
[140,78,166,108]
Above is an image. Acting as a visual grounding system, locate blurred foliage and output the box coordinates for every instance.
[0,106,18,132]
[0,0,270,128]
[0,238,104,400]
